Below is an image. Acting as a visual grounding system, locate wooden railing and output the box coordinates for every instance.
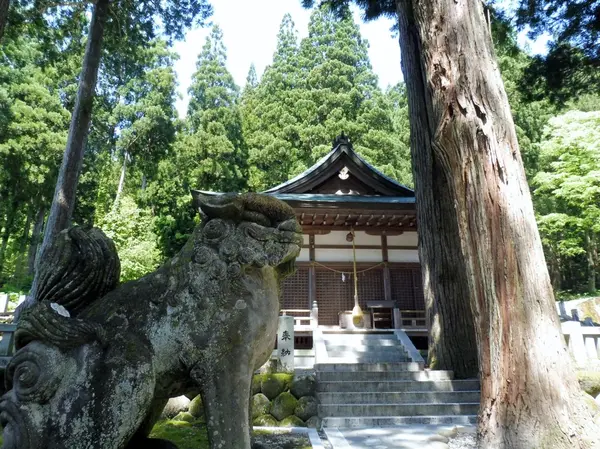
[562,321,600,368]
[280,309,317,332]
[397,309,427,328]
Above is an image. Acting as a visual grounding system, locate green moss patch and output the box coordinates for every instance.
[150,420,312,448]
[577,371,600,397]
[150,419,209,449]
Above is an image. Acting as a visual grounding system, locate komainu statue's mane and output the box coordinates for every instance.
[31,227,120,316]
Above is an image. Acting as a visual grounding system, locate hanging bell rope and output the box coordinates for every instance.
[349,229,364,327]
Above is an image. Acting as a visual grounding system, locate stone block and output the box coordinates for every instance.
[253,414,278,427]
[279,415,305,427]
[188,394,204,418]
[294,396,318,421]
[252,393,271,419]
[270,392,298,421]
[160,396,190,419]
[290,375,316,399]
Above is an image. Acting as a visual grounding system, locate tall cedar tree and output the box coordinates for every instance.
[0,35,70,278]
[0,0,8,40]
[144,25,247,257]
[31,0,212,305]
[110,40,179,210]
[243,14,304,190]
[243,10,411,191]
[303,0,599,445]
[185,25,248,193]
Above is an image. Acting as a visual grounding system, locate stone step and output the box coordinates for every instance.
[317,379,480,393]
[319,402,480,417]
[322,332,396,340]
[325,346,408,355]
[316,370,451,382]
[316,362,423,372]
[318,390,481,405]
[324,355,411,364]
[324,340,403,348]
[321,415,478,428]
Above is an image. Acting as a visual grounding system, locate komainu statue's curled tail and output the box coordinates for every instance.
[30,226,120,316]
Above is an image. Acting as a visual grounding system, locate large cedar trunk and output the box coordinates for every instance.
[37,0,110,270]
[395,0,599,447]
[585,232,596,293]
[0,0,9,41]
[27,206,45,276]
[394,3,477,379]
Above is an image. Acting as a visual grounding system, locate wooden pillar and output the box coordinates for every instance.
[382,234,392,302]
[308,234,316,309]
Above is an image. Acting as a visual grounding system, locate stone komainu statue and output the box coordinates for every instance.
[0,193,302,449]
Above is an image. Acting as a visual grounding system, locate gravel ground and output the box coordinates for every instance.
[448,433,478,449]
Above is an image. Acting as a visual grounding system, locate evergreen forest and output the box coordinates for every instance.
[0,3,598,297]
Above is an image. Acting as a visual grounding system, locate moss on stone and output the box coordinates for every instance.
[253,414,278,427]
[289,376,316,399]
[150,419,209,449]
[270,392,298,421]
[188,394,204,419]
[279,415,306,427]
[577,371,600,397]
[305,416,321,429]
[172,412,195,423]
[581,299,600,323]
[294,396,318,421]
[258,373,293,400]
[252,393,271,419]
[251,376,262,395]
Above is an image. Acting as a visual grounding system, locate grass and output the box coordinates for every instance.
[151,418,312,449]
[150,419,210,449]
[0,420,311,448]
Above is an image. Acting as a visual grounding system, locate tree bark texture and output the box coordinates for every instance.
[396,0,599,447]
[0,199,17,275]
[0,0,9,41]
[27,206,45,276]
[37,0,110,275]
[13,210,32,283]
[113,151,128,210]
[585,232,596,293]
[394,1,477,379]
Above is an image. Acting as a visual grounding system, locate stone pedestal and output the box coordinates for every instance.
[0,293,8,313]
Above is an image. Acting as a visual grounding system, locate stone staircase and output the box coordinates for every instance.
[315,332,479,427]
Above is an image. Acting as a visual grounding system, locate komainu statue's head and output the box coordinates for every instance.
[0,303,110,449]
[192,192,303,279]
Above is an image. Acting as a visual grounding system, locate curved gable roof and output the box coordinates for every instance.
[264,135,414,197]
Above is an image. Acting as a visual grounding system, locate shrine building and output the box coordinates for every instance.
[192,135,427,346]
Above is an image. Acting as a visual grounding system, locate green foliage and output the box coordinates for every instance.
[533,111,600,292]
[512,0,600,102]
[243,7,411,191]
[185,25,248,192]
[0,33,71,281]
[97,196,161,282]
